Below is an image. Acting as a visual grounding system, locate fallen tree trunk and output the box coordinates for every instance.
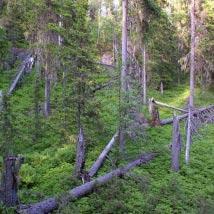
[88,132,118,177]
[18,152,157,214]
[8,55,34,95]
[160,105,214,125]
[151,98,187,113]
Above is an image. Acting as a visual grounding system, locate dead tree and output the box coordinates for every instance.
[149,98,160,126]
[171,116,182,172]
[0,155,24,207]
[88,132,118,178]
[8,55,34,95]
[17,153,157,214]
[74,127,85,178]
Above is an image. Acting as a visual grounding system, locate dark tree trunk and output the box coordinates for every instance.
[171,116,182,172]
[0,156,23,207]
[74,127,85,178]
[18,153,157,214]
[149,99,160,126]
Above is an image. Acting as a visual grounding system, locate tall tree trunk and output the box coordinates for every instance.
[142,45,147,104]
[189,0,195,107]
[119,0,128,153]
[185,0,195,164]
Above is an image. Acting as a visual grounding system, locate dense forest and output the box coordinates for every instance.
[0,0,213,213]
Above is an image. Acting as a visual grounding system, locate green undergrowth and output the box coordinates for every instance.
[0,70,213,213]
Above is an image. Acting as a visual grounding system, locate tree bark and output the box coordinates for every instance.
[171,116,182,172]
[88,132,118,178]
[74,127,85,178]
[18,153,157,214]
[0,156,24,207]
[119,0,128,153]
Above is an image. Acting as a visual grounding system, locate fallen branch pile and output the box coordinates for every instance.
[160,105,214,125]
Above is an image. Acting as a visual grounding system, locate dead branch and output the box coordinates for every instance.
[88,132,118,177]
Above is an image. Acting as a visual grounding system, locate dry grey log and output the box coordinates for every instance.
[0,155,24,207]
[160,105,214,125]
[74,128,86,178]
[18,152,157,214]
[8,54,34,95]
[151,98,187,113]
[171,116,182,171]
[88,132,118,177]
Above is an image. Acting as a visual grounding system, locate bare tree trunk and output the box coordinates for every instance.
[142,45,147,104]
[74,127,85,178]
[44,66,51,117]
[18,153,157,214]
[171,116,182,172]
[119,0,128,153]
[185,0,195,164]
[88,132,118,178]
[0,156,24,207]
[189,0,195,107]
[185,108,192,164]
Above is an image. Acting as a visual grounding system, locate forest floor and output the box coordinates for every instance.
[0,69,214,213]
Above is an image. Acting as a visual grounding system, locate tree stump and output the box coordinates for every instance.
[74,128,85,178]
[171,116,182,172]
[0,155,24,207]
[149,98,160,126]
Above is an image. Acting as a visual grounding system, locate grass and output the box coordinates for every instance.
[0,69,214,213]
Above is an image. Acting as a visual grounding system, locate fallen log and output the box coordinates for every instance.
[8,54,34,95]
[18,152,157,214]
[160,105,214,125]
[151,98,187,113]
[88,132,118,177]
